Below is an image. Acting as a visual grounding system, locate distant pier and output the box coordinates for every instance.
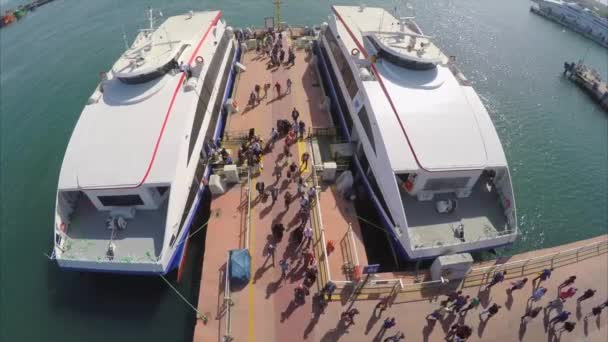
[564,61,608,112]
[530,4,608,49]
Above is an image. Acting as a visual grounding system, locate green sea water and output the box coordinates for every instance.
[1,0,606,341]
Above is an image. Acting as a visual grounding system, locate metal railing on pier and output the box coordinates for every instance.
[462,238,608,288]
[309,161,332,289]
[223,252,234,342]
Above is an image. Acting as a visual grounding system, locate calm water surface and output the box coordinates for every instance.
[1,0,606,341]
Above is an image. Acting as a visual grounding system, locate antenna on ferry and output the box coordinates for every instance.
[273,0,282,31]
[121,25,129,50]
[148,7,155,31]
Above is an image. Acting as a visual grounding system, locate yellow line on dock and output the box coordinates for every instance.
[248,184,255,342]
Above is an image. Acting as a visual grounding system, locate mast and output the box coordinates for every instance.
[274,0,282,30]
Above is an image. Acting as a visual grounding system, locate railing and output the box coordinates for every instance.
[223,252,233,342]
[310,160,332,287]
[462,238,608,288]
[310,126,337,137]
[412,228,517,251]
[223,129,250,143]
[321,237,608,300]
[245,169,252,249]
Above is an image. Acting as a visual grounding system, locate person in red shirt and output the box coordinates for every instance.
[559,287,578,302]
[274,81,281,97]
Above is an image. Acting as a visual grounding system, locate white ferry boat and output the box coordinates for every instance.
[52,10,239,274]
[531,0,608,48]
[316,5,518,260]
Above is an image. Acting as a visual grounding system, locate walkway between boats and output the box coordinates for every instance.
[193,36,368,342]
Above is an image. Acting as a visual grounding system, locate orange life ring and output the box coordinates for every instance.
[351,48,360,56]
[60,223,66,232]
[195,56,204,64]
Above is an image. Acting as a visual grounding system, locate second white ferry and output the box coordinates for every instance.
[52,9,239,274]
[316,5,518,260]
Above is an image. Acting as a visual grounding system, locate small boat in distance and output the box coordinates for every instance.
[52,9,238,274]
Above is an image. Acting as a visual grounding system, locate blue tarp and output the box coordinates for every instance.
[229,249,251,288]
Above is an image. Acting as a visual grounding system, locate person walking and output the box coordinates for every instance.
[508,277,528,293]
[479,303,501,320]
[533,268,553,287]
[249,90,257,107]
[266,242,276,266]
[298,120,306,139]
[274,81,281,97]
[291,107,300,122]
[546,298,565,314]
[263,82,270,99]
[449,295,469,312]
[549,311,571,326]
[284,191,292,208]
[445,291,463,305]
[307,186,316,203]
[426,308,445,321]
[279,49,285,63]
[287,48,296,66]
[302,225,313,248]
[375,299,389,316]
[286,78,292,94]
[270,187,279,205]
[255,181,265,199]
[301,152,310,169]
[558,275,576,290]
[459,296,480,315]
[521,306,542,324]
[305,266,318,285]
[556,321,576,334]
[383,331,405,342]
[382,317,396,330]
[559,287,577,302]
[279,259,289,281]
[577,289,596,303]
[584,304,605,321]
[341,308,360,327]
[485,270,507,290]
[272,222,285,241]
[530,287,548,302]
[270,127,279,147]
[254,84,261,102]
[321,280,337,299]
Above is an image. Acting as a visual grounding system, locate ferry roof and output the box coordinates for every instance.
[332,6,508,172]
[58,11,221,190]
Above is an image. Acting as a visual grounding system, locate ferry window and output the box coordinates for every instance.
[324,29,359,98]
[204,42,235,151]
[423,177,469,191]
[357,107,376,153]
[188,32,232,164]
[98,194,144,207]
